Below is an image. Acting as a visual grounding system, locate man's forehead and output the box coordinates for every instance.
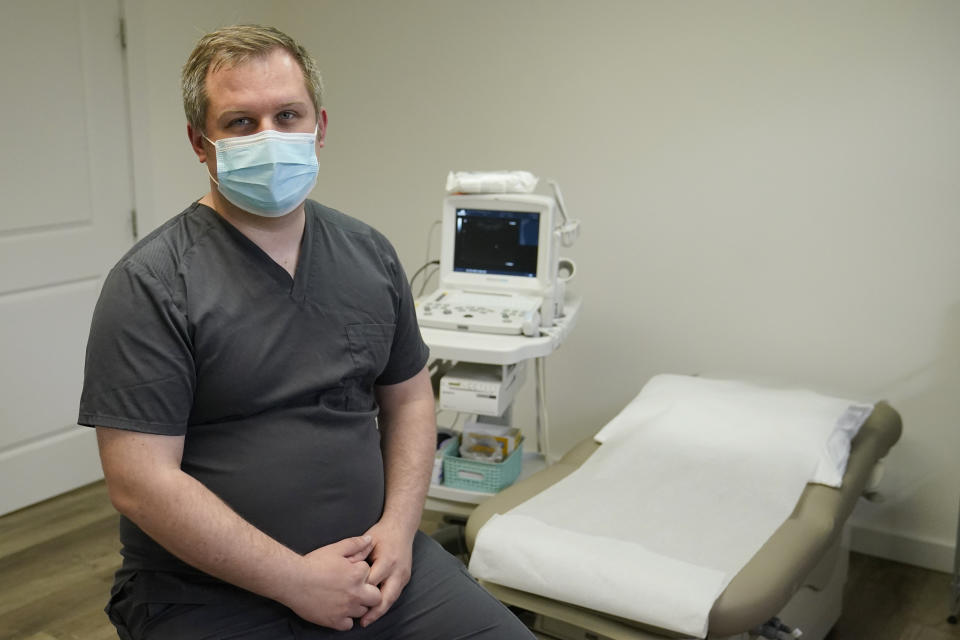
[205,49,311,112]
[206,48,301,88]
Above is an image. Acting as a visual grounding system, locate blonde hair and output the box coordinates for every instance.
[182,24,323,132]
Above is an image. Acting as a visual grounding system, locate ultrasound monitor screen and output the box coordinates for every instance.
[453,208,540,278]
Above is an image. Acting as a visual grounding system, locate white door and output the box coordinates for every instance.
[0,0,134,515]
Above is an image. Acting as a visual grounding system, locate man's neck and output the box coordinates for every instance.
[200,191,306,278]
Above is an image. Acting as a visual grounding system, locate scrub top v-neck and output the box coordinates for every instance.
[205,203,312,301]
[78,198,429,580]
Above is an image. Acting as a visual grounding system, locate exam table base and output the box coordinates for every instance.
[485,533,848,640]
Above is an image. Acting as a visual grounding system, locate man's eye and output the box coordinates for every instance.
[278,111,296,121]
[229,117,252,127]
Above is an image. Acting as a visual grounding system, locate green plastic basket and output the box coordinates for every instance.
[443,437,523,493]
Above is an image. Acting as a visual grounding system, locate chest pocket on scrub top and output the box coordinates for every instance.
[345,323,395,383]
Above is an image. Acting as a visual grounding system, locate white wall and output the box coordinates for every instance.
[125,0,960,571]
[123,0,277,231]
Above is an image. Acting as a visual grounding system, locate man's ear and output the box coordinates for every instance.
[187,123,207,162]
[316,108,328,148]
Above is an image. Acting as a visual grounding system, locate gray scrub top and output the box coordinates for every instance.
[78,200,429,579]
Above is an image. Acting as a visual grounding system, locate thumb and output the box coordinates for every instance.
[330,534,373,559]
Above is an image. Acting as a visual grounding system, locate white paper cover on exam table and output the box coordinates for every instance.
[468,374,874,639]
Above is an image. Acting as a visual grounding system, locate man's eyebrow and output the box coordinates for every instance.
[218,102,310,116]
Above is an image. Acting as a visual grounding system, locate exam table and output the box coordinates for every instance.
[465,401,902,639]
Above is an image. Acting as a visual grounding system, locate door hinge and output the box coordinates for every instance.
[119,16,127,50]
[130,209,139,240]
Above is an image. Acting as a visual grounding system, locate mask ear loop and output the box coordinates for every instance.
[199,132,220,184]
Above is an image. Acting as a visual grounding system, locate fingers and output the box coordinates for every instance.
[331,617,354,632]
[331,534,374,559]
[345,596,376,619]
[365,556,390,587]
[294,539,381,630]
[348,557,372,584]
[343,563,379,605]
[346,549,371,563]
[358,581,382,608]
[360,597,388,627]
[334,583,381,630]
[360,573,403,628]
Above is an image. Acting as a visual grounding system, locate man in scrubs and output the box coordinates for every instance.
[79,24,534,640]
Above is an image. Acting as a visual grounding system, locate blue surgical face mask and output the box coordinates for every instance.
[204,126,319,217]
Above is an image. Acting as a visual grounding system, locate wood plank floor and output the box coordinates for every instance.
[1,481,958,640]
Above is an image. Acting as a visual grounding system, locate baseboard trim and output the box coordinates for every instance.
[849,523,956,573]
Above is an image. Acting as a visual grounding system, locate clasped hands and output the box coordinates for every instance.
[284,521,415,631]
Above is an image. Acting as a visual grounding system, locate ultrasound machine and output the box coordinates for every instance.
[416,192,569,337]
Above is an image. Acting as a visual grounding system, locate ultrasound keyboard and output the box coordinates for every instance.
[416,290,543,335]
